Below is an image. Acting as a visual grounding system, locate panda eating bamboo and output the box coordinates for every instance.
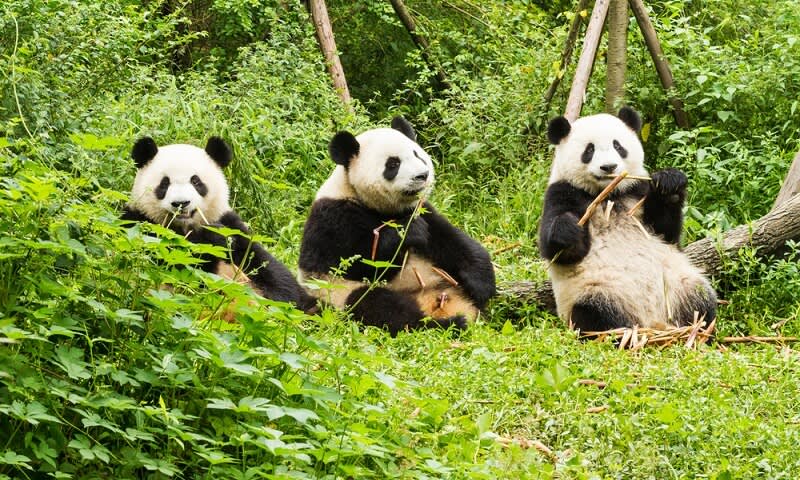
[538,107,716,332]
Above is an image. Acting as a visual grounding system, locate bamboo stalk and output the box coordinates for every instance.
[578,171,629,225]
[432,266,459,286]
[604,174,651,181]
[626,195,648,216]
[412,266,426,289]
[720,336,800,344]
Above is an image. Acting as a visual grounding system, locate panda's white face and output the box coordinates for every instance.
[348,128,434,213]
[548,112,647,195]
[130,142,230,230]
[317,119,435,214]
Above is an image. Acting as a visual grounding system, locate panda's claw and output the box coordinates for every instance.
[650,168,687,196]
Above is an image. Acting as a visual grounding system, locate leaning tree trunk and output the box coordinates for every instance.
[501,193,800,314]
[564,0,610,121]
[773,150,800,208]
[628,0,688,127]
[389,0,451,90]
[308,0,351,104]
[544,0,590,105]
[604,0,628,112]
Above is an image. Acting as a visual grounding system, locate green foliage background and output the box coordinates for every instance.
[1,0,800,477]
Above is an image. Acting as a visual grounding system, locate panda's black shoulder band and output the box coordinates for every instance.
[205,137,233,168]
[547,116,571,145]
[132,137,158,168]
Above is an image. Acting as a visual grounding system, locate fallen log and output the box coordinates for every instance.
[500,192,800,314]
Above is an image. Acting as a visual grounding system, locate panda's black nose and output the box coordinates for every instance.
[600,163,617,173]
[171,200,191,210]
[413,172,429,181]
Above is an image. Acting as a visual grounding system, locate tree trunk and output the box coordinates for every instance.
[604,0,628,112]
[308,0,351,104]
[684,193,800,276]
[773,150,800,208]
[564,0,611,121]
[544,0,590,105]
[501,193,800,313]
[628,0,688,127]
[389,0,451,90]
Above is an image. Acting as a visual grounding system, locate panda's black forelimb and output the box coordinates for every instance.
[643,168,688,245]
[299,198,411,282]
[345,285,466,336]
[419,203,496,309]
[213,211,316,309]
[120,206,151,224]
[538,181,593,264]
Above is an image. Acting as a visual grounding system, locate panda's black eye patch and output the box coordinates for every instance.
[581,143,595,164]
[413,150,427,165]
[155,176,170,200]
[191,175,208,196]
[613,140,628,158]
[383,156,401,181]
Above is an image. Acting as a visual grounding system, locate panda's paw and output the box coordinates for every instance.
[651,168,687,198]
[549,213,584,248]
[187,223,227,246]
[403,217,430,248]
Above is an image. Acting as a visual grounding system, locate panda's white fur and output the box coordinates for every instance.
[540,108,716,331]
[315,127,434,212]
[548,195,712,330]
[298,118,496,334]
[129,143,231,230]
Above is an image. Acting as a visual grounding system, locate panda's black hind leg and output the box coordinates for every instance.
[345,286,466,337]
[570,298,633,334]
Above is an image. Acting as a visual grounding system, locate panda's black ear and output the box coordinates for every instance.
[617,106,642,134]
[391,116,416,142]
[329,131,359,167]
[547,116,571,145]
[205,137,233,168]
[132,137,158,169]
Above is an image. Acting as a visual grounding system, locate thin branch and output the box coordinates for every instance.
[544,0,591,105]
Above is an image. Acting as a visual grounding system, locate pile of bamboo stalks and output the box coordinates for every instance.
[580,315,716,350]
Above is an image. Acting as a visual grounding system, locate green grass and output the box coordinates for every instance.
[338,321,800,478]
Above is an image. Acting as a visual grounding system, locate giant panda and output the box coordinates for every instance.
[538,107,716,332]
[298,117,496,336]
[121,136,314,311]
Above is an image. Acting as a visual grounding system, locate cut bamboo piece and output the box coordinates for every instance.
[578,171,629,225]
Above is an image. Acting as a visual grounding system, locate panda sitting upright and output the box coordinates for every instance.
[539,107,716,332]
[299,117,496,335]
[121,136,313,311]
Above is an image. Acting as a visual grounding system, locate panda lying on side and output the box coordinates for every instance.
[539,107,716,332]
[121,136,314,312]
[299,117,496,335]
